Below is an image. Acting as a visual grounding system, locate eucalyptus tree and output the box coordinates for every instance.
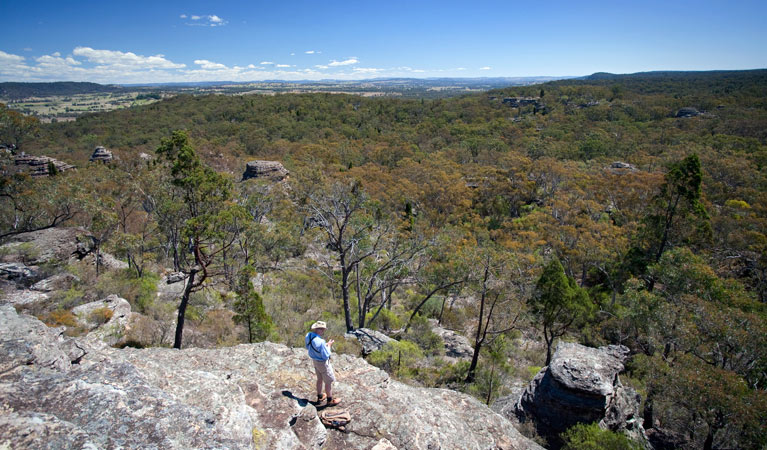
[155,131,248,349]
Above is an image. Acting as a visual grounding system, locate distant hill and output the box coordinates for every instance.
[0,82,122,100]
[584,69,767,81]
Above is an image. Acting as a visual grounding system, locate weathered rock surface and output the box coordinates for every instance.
[675,107,701,118]
[0,262,40,285]
[505,342,643,444]
[610,161,637,171]
[165,271,187,284]
[30,273,79,292]
[344,328,393,356]
[242,160,289,182]
[428,318,474,360]
[89,146,113,162]
[72,295,132,347]
[0,304,85,373]
[13,153,75,176]
[0,305,542,450]
[0,227,92,265]
[0,227,126,270]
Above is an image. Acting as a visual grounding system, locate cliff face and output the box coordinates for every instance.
[0,304,541,450]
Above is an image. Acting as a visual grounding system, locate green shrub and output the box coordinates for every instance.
[365,307,403,332]
[404,314,444,356]
[327,335,362,356]
[15,242,40,264]
[561,423,642,450]
[55,286,86,310]
[94,269,158,313]
[368,340,424,377]
[527,366,542,380]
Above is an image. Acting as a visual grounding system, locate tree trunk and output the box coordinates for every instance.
[340,254,354,332]
[703,427,714,450]
[485,364,494,405]
[173,270,196,349]
[466,266,489,383]
[544,326,554,366]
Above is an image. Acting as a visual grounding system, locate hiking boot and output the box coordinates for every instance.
[317,393,327,403]
[326,397,341,406]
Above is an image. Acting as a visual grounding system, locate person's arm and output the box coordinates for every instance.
[320,339,332,360]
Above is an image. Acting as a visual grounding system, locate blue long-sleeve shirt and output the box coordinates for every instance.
[305,332,331,361]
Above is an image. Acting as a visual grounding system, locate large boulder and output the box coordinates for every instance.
[675,107,701,118]
[241,160,289,182]
[0,262,40,285]
[89,146,113,162]
[13,153,75,176]
[0,227,127,270]
[0,227,93,265]
[0,306,542,449]
[429,318,474,360]
[72,295,133,347]
[505,342,644,443]
[344,328,394,355]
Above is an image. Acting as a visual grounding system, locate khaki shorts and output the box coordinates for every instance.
[312,358,336,384]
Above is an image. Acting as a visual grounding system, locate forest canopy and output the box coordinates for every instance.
[2,70,766,449]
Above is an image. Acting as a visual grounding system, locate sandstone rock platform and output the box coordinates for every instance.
[0,305,541,449]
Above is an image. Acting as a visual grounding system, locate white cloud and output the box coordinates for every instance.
[456,67,466,71]
[315,65,329,69]
[183,14,226,26]
[328,58,358,67]
[352,67,384,74]
[479,66,491,70]
[0,50,25,64]
[73,46,186,69]
[36,53,81,67]
[194,59,227,70]
[275,64,291,68]
[247,64,256,69]
[260,61,273,65]
[290,52,295,56]
[305,50,315,54]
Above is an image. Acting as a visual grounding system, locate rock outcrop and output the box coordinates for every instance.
[429,318,474,360]
[0,227,93,265]
[344,328,394,355]
[0,227,125,270]
[609,161,637,171]
[242,160,289,182]
[504,342,644,444]
[14,153,75,176]
[675,107,701,118]
[72,295,133,347]
[89,146,113,163]
[0,305,541,449]
[0,262,39,285]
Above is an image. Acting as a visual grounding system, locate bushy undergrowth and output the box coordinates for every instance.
[560,423,642,450]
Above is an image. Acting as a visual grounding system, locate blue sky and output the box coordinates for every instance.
[1,0,765,84]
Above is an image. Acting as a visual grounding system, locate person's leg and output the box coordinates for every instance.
[324,361,340,405]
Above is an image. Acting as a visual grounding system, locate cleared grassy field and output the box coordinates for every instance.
[2,92,167,122]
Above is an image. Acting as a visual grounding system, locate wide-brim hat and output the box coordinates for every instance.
[311,321,327,330]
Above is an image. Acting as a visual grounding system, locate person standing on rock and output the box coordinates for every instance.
[305,321,341,406]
